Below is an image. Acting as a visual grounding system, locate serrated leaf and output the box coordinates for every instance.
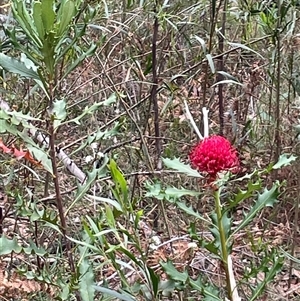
[7,110,40,122]
[24,240,47,256]
[161,260,188,282]
[235,169,258,181]
[52,99,67,129]
[0,235,22,255]
[0,53,46,94]
[228,180,261,209]
[0,109,10,119]
[231,183,280,237]
[0,53,40,80]
[0,120,18,134]
[248,249,283,301]
[190,277,221,300]
[144,182,165,200]
[41,0,55,32]
[33,1,45,40]
[63,94,116,126]
[272,154,297,169]
[26,145,53,175]
[162,157,203,178]
[20,53,38,72]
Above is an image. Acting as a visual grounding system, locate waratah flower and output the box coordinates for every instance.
[189,135,240,177]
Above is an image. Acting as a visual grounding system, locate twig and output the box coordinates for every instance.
[150,2,161,169]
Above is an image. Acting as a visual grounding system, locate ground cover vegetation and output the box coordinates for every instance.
[0,0,300,300]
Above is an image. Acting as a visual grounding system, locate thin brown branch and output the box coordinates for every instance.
[151,2,161,169]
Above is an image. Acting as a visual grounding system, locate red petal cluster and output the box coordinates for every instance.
[189,135,239,177]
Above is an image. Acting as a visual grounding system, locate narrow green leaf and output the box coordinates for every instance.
[147,266,159,297]
[12,0,43,48]
[33,1,45,40]
[109,159,128,205]
[280,247,300,264]
[194,35,207,53]
[105,205,116,229]
[211,79,243,87]
[63,44,97,79]
[79,257,95,301]
[65,168,99,216]
[66,236,99,252]
[165,186,201,198]
[42,32,56,74]
[87,195,122,212]
[119,247,142,265]
[228,42,264,59]
[93,286,136,301]
[176,201,211,225]
[162,157,203,178]
[93,229,118,237]
[206,53,215,74]
[249,250,283,301]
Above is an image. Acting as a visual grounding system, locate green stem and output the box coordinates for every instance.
[214,189,232,300]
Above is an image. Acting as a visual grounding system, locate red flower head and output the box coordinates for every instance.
[189,135,240,178]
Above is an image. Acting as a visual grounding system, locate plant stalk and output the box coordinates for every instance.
[214,188,233,300]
